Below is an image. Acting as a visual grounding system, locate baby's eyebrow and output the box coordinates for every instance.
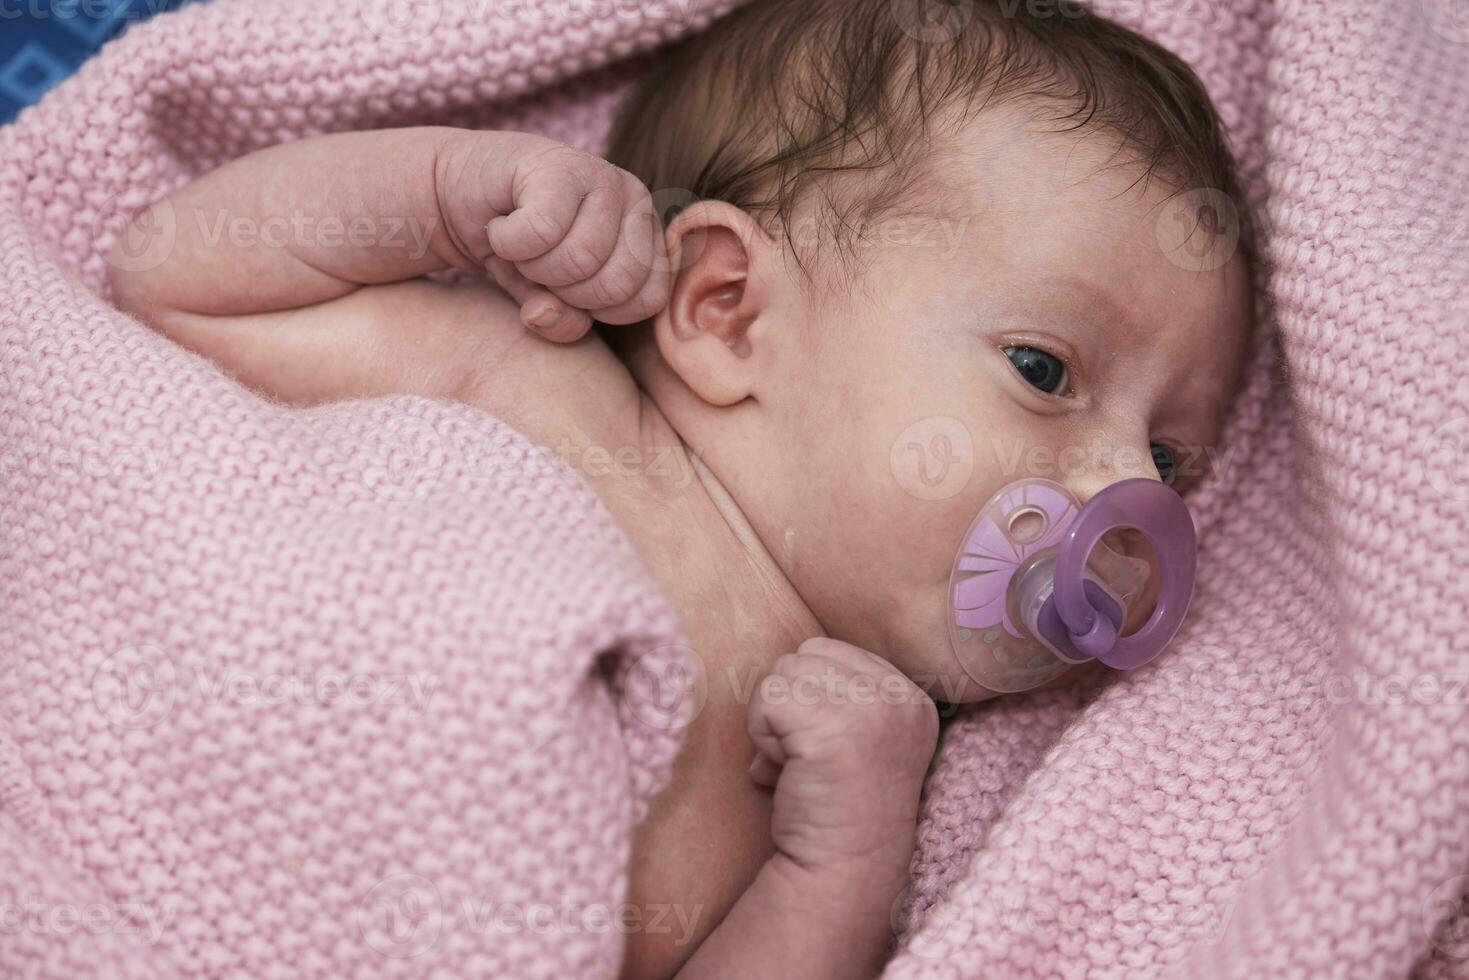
[1049,274,1140,338]
[1158,364,1238,435]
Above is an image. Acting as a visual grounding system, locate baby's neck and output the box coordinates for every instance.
[629,391,823,662]
[601,325,824,669]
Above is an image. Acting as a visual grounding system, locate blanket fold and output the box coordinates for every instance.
[2,0,1465,977]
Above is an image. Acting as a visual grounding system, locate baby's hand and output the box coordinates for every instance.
[747,638,939,882]
[436,131,673,342]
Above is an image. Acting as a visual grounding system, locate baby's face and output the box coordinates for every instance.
[739,112,1251,700]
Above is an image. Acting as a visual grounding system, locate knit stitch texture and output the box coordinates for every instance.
[0,0,1465,978]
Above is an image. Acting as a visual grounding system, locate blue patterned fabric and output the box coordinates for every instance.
[0,0,190,125]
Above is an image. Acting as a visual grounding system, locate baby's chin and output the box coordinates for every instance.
[847,582,989,703]
[877,604,1114,705]
[879,620,1002,704]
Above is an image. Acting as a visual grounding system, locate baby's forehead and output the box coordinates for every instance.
[926,109,1178,213]
[788,110,1249,336]
[861,130,1194,282]
[864,133,1251,350]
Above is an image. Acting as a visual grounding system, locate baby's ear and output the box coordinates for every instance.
[653,201,777,407]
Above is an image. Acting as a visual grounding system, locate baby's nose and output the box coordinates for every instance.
[1061,443,1170,635]
[1065,442,1163,507]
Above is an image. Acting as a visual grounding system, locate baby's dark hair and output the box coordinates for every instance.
[606,0,1243,282]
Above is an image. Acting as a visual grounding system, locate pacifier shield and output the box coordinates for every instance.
[947,479,1079,693]
[947,478,1168,693]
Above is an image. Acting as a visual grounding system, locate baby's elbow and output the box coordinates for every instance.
[103,203,174,321]
[105,253,151,324]
[619,923,700,980]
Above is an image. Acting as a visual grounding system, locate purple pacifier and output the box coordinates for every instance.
[946,478,1197,693]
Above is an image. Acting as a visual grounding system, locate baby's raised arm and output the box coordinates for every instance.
[107,127,670,402]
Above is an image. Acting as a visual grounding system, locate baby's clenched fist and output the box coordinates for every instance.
[434,130,673,342]
[747,638,939,882]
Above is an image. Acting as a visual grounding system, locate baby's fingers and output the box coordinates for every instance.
[748,753,782,788]
[487,256,592,342]
[521,294,590,343]
[512,184,623,288]
[485,169,587,263]
[746,679,793,787]
[586,204,673,326]
[546,183,672,324]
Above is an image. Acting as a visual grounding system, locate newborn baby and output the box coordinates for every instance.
[107,0,1250,976]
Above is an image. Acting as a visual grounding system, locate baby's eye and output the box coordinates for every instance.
[1151,443,1177,484]
[1003,346,1068,395]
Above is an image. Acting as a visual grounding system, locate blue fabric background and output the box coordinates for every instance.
[1,0,190,125]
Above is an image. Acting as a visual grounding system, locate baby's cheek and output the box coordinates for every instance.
[862,407,1037,700]
[885,414,984,507]
[881,584,998,705]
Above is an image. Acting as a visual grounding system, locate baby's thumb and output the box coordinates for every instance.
[486,255,592,342]
[748,752,782,788]
[746,682,792,788]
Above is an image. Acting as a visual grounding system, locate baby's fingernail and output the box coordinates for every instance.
[748,754,777,787]
[528,306,561,330]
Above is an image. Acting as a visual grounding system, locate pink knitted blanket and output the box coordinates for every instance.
[1,1,1464,978]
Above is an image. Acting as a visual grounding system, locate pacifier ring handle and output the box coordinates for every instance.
[1052,478,1197,670]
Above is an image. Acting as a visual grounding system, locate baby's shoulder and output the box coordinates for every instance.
[426,277,646,463]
